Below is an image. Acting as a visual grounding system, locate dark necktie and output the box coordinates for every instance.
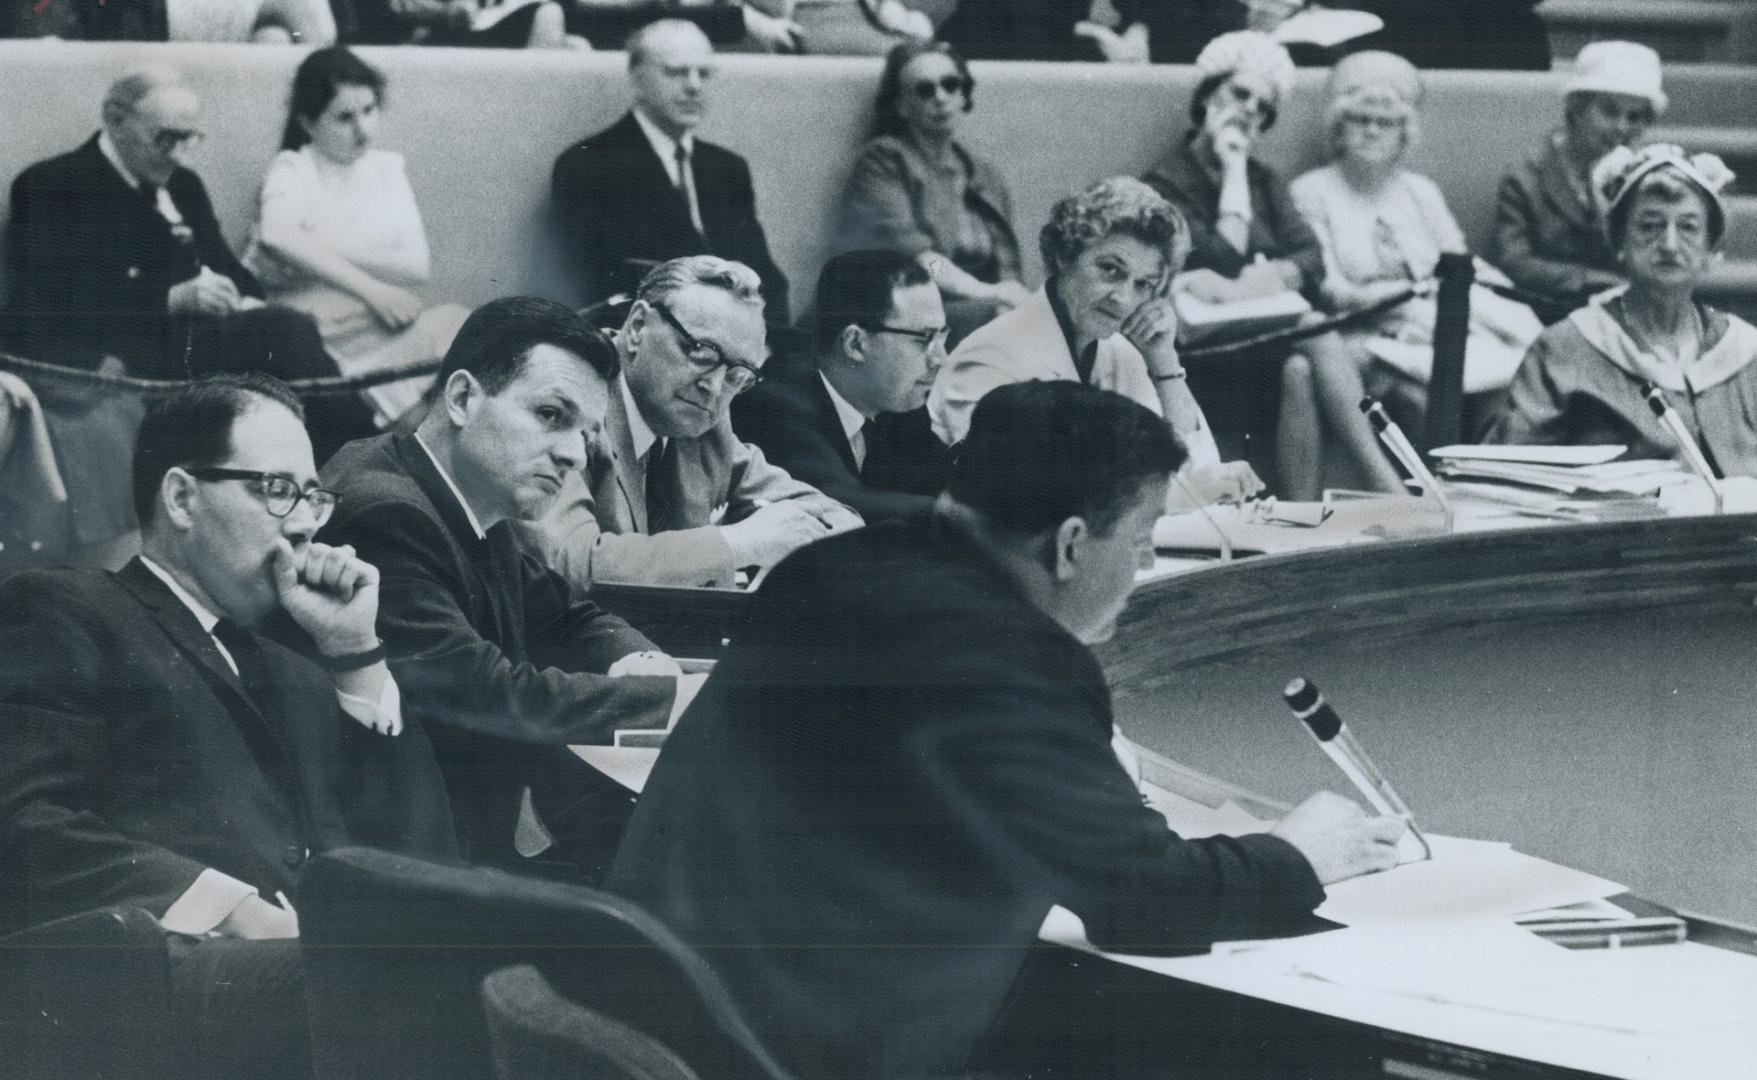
[645,438,673,531]
[1072,340,1100,388]
[674,143,704,237]
[213,618,268,707]
[211,618,298,797]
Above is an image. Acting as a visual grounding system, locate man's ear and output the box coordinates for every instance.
[441,369,479,427]
[1051,515,1087,583]
[623,302,649,362]
[840,323,868,365]
[160,468,199,532]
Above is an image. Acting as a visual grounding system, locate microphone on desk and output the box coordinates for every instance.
[1360,397,1454,531]
[1643,382,1722,515]
[1282,678,1432,862]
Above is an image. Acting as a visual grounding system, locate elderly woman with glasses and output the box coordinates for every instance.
[244,48,469,426]
[929,176,1263,508]
[833,41,1030,342]
[1494,41,1666,311]
[1143,31,1401,500]
[1487,147,1757,477]
[1291,51,1541,424]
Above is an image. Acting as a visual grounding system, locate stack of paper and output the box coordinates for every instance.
[1432,447,1693,497]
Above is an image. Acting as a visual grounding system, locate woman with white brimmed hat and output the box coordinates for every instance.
[1488,145,1757,477]
[1292,51,1541,426]
[1493,40,1667,309]
[1143,30,1401,500]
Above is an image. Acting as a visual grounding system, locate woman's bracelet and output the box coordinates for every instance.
[1151,369,1188,382]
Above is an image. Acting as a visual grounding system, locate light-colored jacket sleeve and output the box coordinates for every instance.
[1482,328,1570,446]
[524,469,743,590]
[929,338,1035,447]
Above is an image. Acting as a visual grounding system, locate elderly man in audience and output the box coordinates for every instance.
[1494,41,1667,312]
[610,380,1406,1080]
[552,19,791,321]
[0,374,405,1080]
[320,297,700,882]
[4,65,374,462]
[733,249,953,524]
[1488,146,1757,477]
[526,256,861,589]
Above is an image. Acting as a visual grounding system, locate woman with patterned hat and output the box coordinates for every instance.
[1487,145,1757,477]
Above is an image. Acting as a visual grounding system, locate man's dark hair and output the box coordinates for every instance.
[437,297,620,396]
[811,249,932,358]
[947,382,1183,536]
[132,373,304,526]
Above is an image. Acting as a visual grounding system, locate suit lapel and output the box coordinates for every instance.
[114,558,262,722]
[802,363,861,475]
[616,112,704,247]
[601,382,648,533]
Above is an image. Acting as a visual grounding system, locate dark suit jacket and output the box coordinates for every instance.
[320,432,677,871]
[5,134,263,377]
[731,349,950,525]
[551,111,790,322]
[0,560,358,935]
[608,520,1326,1080]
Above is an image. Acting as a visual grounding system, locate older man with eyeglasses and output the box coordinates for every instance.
[523,255,862,589]
[5,64,374,464]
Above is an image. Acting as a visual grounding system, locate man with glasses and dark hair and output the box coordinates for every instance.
[527,255,861,589]
[5,64,372,461]
[733,248,955,524]
[321,296,699,881]
[0,373,405,1080]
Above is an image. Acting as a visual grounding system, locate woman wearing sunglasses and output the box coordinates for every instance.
[833,40,1030,343]
[1144,31,1400,500]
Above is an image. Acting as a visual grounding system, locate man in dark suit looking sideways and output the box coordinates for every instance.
[734,248,955,524]
[551,19,791,322]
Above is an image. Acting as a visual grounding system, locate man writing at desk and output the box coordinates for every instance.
[609,381,1407,1080]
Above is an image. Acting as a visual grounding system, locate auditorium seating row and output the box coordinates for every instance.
[1539,0,1757,63]
[2,40,1755,326]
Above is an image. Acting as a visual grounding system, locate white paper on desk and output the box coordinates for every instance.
[470,0,541,31]
[1315,835,1621,926]
[1269,924,1757,1034]
[1431,444,1627,466]
[1145,790,1271,839]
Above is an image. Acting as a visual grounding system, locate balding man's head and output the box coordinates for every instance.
[102,65,203,186]
[628,19,715,139]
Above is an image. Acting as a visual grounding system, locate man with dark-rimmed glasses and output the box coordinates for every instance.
[734,248,957,525]
[525,255,861,589]
[0,373,408,1080]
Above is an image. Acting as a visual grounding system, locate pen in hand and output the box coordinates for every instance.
[1283,677,1432,862]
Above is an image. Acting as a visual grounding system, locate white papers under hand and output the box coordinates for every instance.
[1315,835,1622,926]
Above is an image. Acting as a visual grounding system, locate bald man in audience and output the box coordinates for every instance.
[0,374,406,1080]
[4,66,373,462]
[610,381,1405,1080]
[320,297,699,881]
[525,256,861,589]
[551,19,791,321]
[733,248,954,524]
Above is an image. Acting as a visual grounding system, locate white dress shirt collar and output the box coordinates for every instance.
[619,372,661,462]
[414,431,488,540]
[139,555,221,634]
[819,371,869,443]
[632,107,695,188]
